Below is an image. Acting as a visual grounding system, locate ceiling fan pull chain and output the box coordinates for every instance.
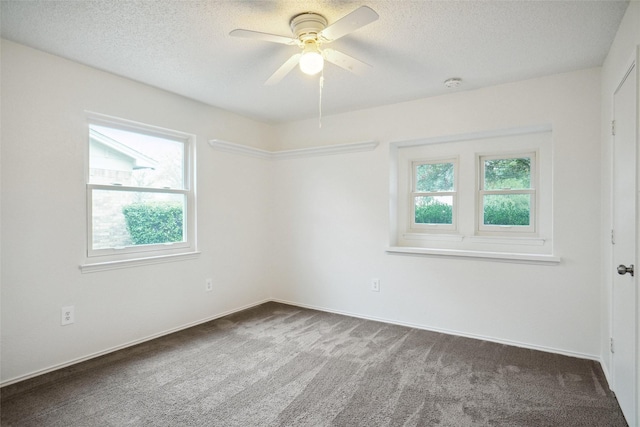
[318,71,324,128]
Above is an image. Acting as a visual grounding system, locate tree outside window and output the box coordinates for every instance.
[479,154,535,232]
[411,159,457,230]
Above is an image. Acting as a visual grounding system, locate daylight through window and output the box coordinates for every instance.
[478,153,535,233]
[411,159,457,230]
[86,116,196,263]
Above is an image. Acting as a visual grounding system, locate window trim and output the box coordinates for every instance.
[476,151,537,235]
[83,112,197,268]
[410,157,458,232]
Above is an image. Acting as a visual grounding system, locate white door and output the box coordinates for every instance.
[612,58,638,426]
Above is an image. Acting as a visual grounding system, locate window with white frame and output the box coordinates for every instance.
[411,158,457,231]
[85,114,196,267]
[478,153,536,234]
[392,128,552,258]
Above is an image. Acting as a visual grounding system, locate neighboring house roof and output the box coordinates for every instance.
[89,128,158,170]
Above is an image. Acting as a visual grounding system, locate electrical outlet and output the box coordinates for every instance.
[371,278,380,292]
[61,306,75,326]
[205,278,213,292]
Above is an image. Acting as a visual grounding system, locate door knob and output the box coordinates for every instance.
[617,264,634,276]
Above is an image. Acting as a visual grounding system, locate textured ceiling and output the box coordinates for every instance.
[0,0,629,123]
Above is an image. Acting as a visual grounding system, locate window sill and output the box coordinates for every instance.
[386,246,560,265]
[80,251,201,273]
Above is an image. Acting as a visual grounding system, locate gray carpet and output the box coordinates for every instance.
[1,302,628,426]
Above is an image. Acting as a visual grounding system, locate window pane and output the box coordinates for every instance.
[414,196,453,224]
[483,194,530,226]
[484,157,530,190]
[89,125,184,189]
[416,162,454,192]
[92,190,185,250]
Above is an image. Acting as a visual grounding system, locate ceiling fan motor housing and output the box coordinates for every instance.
[290,13,328,42]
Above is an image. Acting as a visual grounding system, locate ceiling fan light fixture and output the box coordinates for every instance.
[230,6,379,85]
[299,41,324,75]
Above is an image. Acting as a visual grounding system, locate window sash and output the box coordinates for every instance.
[478,153,536,234]
[87,184,192,257]
[412,161,455,192]
[410,158,457,231]
[477,190,535,232]
[479,153,535,190]
[411,192,456,230]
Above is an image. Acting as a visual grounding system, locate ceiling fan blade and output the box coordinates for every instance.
[265,53,302,86]
[229,29,297,45]
[319,6,379,42]
[323,49,371,75]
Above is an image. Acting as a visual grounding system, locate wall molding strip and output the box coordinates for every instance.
[208,139,273,159]
[209,139,379,160]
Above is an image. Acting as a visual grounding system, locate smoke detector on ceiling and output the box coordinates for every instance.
[444,78,462,88]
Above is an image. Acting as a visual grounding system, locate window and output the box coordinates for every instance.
[84,114,197,268]
[391,127,553,259]
[478,153,536,234]
[411,159,457,231]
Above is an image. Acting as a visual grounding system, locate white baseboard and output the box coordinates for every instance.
[271,298,602,363]
[0,298,271,388]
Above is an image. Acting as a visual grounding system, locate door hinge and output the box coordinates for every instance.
[611,120,616,136]
[610,337,615,353]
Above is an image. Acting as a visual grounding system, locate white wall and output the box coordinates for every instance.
[599,0,640,407]
[271,68,603,359]
[0,40,275,384]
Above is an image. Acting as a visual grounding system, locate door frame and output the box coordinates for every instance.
[609,46,640,426]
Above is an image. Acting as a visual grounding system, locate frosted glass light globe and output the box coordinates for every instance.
[298,40,324,76]
[299,50,324,75]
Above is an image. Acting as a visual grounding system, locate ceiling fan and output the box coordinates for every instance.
[230,6,379,85]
